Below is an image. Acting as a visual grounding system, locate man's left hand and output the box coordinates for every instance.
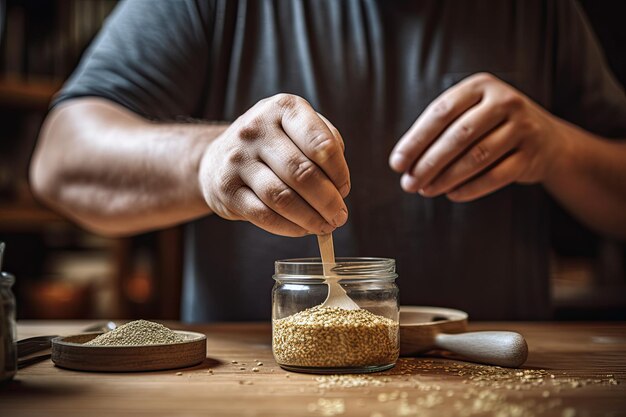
[389,72,563,201]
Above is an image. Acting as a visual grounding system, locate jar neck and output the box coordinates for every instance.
[274,257,396,280]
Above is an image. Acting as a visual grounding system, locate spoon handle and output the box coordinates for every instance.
[434,331,528,368]
[317,234,335,277]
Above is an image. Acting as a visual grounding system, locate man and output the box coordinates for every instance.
[30,1,626,321]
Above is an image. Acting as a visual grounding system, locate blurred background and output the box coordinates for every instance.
[0,0,624,321]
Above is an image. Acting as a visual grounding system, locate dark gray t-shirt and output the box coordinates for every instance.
[55,0,626,321]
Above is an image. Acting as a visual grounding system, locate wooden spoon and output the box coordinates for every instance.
[316,233,360,310]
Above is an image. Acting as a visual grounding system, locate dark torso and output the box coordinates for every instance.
[182,1,555,321]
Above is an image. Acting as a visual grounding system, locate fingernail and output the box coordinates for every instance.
[389,153,408,171]
[339,182,351,198]
[331,208,348,227]
[401,174,419,192]
[320,222,335,234]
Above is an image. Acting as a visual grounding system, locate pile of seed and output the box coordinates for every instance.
[85,320,185,346]
[273,306,399,368]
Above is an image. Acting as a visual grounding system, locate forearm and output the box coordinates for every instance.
[544,119,626,239]
[30,98,228,236]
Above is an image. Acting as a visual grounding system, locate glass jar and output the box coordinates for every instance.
[272,257,399,374]
[1,271,17,383]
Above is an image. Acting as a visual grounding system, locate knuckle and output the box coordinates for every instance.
[236,117,265,141]
[252,206,277,227]
[309,132,339,159]
[450,124,474,148]
[340,180,351,195]
[273,93,301,111]
[517,118,541,138]
[324,123,345,151]
[267,185,297,210]
[311,217,328,232]
[471,72,496,85]
[226,148,247,166]
[430,99,451,121]
[217,174,240,199]
[413,158,436,177]
[501,93,524,111]
[289,158,319,184]
[421,157,437,170]
[468,143,490,166]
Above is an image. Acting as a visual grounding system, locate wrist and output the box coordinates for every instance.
[541,117,584,190]
[193,123,229,213]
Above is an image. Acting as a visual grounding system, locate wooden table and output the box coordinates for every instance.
[2,321,625,417]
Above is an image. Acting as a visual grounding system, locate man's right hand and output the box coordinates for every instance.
[198,94,350,237]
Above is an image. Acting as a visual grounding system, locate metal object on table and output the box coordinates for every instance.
[17,321,117,366]
[1,241,17,382]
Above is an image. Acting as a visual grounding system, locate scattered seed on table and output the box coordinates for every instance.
[252,367,259,372]
[176,372,183,376]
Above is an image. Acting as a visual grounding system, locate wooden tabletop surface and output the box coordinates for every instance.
[2,321,625,417]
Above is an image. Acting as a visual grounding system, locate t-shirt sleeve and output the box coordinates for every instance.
[53,0,211,120]
[552,0,626,138]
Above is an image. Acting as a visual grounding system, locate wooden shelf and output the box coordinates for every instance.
[0,77,62,110]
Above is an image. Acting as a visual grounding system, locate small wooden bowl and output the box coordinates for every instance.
[51,331,207,372]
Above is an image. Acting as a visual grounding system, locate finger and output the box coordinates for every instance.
[258,131,349,228]
[230,185,309,237]
[406,98,508,191]
[422,121,520,196]
[318,113,345,153]
[389,80,484,173]
[274,95,350,197]
[445,152,524,202]
[317,112,350,197]
[239,160,335,234]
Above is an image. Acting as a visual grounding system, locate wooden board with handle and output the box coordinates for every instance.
[400,306,528,367]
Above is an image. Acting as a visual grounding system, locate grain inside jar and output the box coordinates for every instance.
[273,306,399,368]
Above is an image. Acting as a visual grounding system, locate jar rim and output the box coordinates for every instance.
[274,257,397,280]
